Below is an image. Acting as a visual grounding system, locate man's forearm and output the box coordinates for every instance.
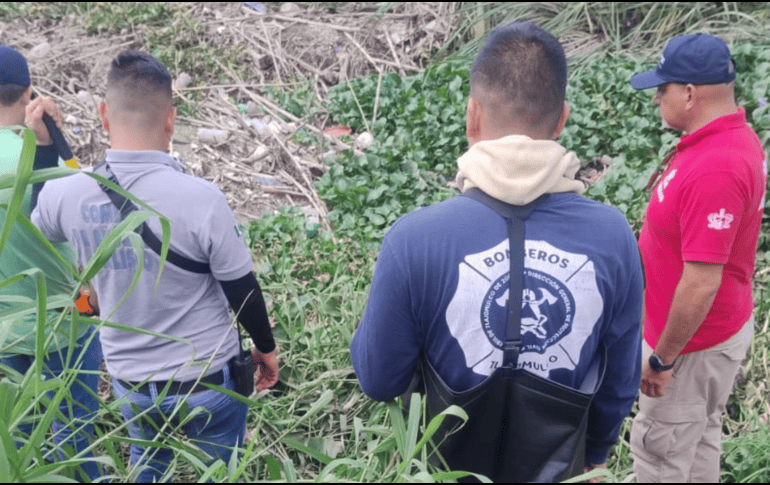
[219,272,276,353]
[655,262,722,364]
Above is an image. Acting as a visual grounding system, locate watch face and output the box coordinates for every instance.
[648,354,661,371]
[649,354,672,371]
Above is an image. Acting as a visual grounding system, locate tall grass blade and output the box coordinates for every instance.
[294,388,334,427]
[396,404,468,477]
[0,127,35,253]
[562,467,615,483]
[317,458,375,482]
[0,414,21,482]
[406,393,421,464]
[282,458,298,482]
[386,400,407,460]
[431,470,491,482]
[197,459,226,482]
[281,437,333,465]
[80,171,172,291]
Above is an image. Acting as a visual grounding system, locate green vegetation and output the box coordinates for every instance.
[722,426,770,483]
[246,47,770,485]
[246,41,770,483]
[318,62,467,245]
[1,2,769,483]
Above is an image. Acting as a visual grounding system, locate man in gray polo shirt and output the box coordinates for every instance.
[32,50,278,482]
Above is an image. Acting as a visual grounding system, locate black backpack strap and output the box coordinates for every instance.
[94,160,212,274]
[462,188,548,368]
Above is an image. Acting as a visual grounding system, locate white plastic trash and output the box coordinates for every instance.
[245,118,266,130]
[197,128,229,144]
[29,42,51,58]
[175,72,193,90]
[355,132,374,150]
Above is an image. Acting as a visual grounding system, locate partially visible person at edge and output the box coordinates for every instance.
[628,34,767,483]
[350,22,643,479]
[0,43,103,481]
[31,50,279,482]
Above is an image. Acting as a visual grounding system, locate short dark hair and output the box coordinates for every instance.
[0,83,27,107]
[471,22,567,133]
[107,50,172,100]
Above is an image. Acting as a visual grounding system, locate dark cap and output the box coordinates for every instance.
[630,34,735,90]
[0,43,31,87]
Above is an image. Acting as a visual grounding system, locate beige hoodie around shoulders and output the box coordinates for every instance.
[455,134,585,205]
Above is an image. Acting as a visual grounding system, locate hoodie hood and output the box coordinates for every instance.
[455,134,584,205]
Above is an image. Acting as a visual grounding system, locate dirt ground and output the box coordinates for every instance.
[0,2,461,226]
[1,2,610,228]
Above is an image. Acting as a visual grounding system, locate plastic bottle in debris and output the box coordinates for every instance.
[197,128,229,145]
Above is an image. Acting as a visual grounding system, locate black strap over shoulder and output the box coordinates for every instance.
[93,159,211,274]
[409,188,605,483]
[463,188,548,368]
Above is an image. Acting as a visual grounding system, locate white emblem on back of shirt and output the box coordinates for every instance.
[707,208,734,230]
[445,240,603,378]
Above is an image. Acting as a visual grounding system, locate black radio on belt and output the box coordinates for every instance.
[233,346,256,397]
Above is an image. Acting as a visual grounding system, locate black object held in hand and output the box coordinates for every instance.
[30,91,78,168]
[41,112,74,163]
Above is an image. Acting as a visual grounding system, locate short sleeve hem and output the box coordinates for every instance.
[211,261,254,282]
[681,251,729,264]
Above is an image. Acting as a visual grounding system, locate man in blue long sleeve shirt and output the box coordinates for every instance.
[350,22,643,475]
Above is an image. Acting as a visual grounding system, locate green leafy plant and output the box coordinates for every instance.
[722,426,770,483]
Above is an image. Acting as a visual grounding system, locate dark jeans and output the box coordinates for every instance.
[111,363,248,483]
[0,326,103,481]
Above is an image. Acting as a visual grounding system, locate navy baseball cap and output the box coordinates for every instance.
[0,44,31,87]
[630,34,735,90]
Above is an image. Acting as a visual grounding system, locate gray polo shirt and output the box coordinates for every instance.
[32,149,253,382]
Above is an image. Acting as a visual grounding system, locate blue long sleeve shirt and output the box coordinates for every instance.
[350,192,643,464]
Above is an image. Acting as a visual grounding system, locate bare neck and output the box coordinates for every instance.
[108,128,170,152]
[0,105,25,127]
[686,105,738,135]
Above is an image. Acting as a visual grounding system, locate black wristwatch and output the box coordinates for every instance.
[649,354,676,372]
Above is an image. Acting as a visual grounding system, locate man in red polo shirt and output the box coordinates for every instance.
[628,34,767,482]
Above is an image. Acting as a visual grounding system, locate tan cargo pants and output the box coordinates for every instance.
[630,317,753,483]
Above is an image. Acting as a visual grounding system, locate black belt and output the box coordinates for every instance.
[120,366,227,395]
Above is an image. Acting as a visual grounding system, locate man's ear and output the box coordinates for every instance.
[97,100,109,133]
[165,106,177,138]
[21,86,33,105]
[549,102,570,140]
[466,96,483,147]
[684,84,696,111]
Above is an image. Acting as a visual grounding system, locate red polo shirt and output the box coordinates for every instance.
[639,108,767,353]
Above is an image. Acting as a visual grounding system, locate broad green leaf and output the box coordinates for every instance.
[264,454,282,481]
[5,208,78,277]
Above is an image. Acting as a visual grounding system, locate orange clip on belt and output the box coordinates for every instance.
[75,288,95,315]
